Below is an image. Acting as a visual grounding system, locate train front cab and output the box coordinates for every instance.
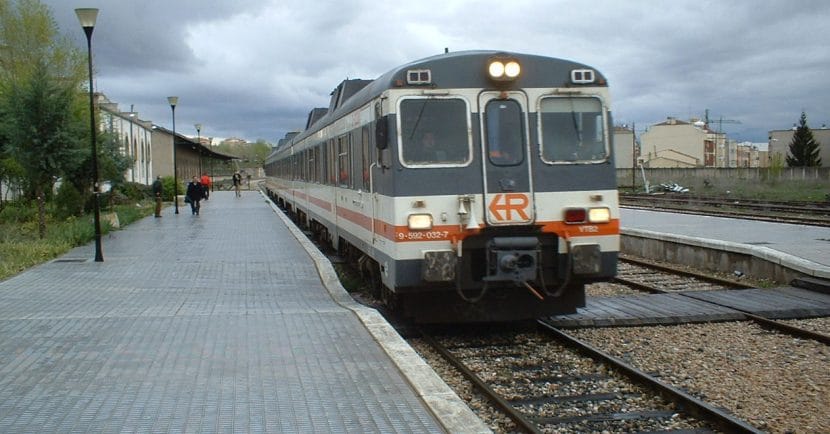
[380,79,618,323]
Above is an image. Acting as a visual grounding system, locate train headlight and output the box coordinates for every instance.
[588,207,611,223]
[488,61,505,78]
[504,61,521,78]
[408,213,433,230]
[487,57,521,82]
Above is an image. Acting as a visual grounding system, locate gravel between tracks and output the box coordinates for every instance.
[569,321,830,434]
[408,339,520,433]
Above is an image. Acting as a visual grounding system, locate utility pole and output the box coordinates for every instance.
[631,122,636,190]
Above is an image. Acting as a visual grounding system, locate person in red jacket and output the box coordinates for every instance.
[200,173,211,200]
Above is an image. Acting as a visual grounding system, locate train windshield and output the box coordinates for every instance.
[539,97,607,163]
[484,99,524,166]
[399,98,470,166]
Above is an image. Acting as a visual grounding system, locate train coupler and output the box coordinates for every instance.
[483,236,540,283]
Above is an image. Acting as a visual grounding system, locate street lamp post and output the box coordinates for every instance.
[168,96,179,214]
[76,8,103,262]
[209,148,214,192]
[195,123,203,175]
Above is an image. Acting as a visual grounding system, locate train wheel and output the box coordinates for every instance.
[380,285,398,312]
[367,263,382,299]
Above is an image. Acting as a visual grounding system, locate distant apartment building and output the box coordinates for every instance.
[639,117,727,168]
[735,142,769,168]
[768,126,830,166]
[612,126,636,168]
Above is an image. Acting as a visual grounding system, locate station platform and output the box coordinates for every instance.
[620,208,830,282]
[0,190,489,433]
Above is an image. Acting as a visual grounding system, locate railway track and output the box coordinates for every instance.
[616,256,830,345]
[417,325,761,433]
[620,193,830,227]
[410,261,828,433]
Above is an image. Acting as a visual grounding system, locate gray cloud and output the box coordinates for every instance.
[42,0,830,142]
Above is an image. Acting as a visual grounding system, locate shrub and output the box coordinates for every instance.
[0,202,37,223]
[161,176,182,201]
[53,182,83,220]
[52,216,93,246]
[118,182,150,202]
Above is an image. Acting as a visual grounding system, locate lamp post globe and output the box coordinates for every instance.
[168,96,179,214]
[76,8,103,262]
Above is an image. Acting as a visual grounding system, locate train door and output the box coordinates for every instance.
[359,125,374,240]
[334,134,351,243]
[478,91,535,226]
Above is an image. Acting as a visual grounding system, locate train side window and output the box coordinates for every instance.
[361,126,371,189]
[398,97,470,166]
[338,135,350,187]
[350,130,362,191]
[327,139,336,185]
[539,97,607,163]
[314,145,321,183]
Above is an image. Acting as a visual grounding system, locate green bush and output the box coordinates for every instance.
[0,202,37,223]
[117,182,150,202]
[53,182,83,220]
[160,176,182,201]
[116,202,153,225]
[52,216,93,246]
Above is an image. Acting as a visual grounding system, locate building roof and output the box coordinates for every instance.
[152,125,238,161]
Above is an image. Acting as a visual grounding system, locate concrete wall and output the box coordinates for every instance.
[617,167,830,189]
[621,231,813,284]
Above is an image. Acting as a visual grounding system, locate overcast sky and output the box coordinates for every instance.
[42,0,830,144]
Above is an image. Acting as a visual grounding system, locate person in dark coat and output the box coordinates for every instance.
[152,176,163,217]
[232,171,242,197]
[185,176,205,215]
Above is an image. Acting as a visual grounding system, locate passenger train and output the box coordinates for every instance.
[263,50,619,322]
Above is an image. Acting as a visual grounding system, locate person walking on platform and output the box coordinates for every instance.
[232,171,242,197]
[152,176,163,217]
[185,176,205,215]
[200,172,211,200]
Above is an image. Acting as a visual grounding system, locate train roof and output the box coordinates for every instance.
[276,50,607,153]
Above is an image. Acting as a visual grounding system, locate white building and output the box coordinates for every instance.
[97,94,155,185]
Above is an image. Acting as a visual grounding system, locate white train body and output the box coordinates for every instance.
[264,51,619,322]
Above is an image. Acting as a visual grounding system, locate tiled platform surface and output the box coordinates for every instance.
[0,190,489,433]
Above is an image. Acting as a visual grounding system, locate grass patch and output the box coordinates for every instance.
[0,201,154,281]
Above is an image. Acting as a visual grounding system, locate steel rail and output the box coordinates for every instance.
[620,194,830,227]
[536,320,764,434]
[619,255,755,289]
[418,330,543,434]
[614,265,830,345]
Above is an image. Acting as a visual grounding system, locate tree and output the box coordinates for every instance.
[0,0,88,236]
[1,59,85,237]
[786,111,822,167]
